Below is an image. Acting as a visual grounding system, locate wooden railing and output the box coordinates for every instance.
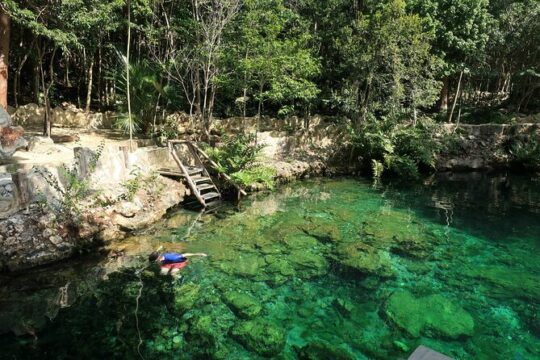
[168,140,247,197]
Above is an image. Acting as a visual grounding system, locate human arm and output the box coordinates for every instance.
[182,253,208,257]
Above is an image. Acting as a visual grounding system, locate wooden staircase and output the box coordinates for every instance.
[159,140,246,208]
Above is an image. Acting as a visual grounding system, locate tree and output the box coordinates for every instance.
[0,7,10,110]
[339,0,441,122]
[409,0,492,112]
[225,0,320,124]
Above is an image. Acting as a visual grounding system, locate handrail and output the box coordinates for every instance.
[189,142,248,196]
[169,139,247,196]
[168,142,206,206]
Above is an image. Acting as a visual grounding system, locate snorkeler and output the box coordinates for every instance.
[148,251,207,276]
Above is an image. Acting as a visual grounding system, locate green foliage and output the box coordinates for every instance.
[205,132,276,188]
[113,58,164,134]
[232,166,276,189]
[510,138,540,170]
[120,167,143,202]
[205,133,263,174]
[350,117,440,178]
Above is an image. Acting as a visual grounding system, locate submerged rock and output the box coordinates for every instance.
[363,209,432,258]
[295,340,357,360]
[333,242,394,278]
[222,291,262,319]
[463,265,540,300]
[384,291,475,339]
[173,283,201,312]
[232,319,286,357]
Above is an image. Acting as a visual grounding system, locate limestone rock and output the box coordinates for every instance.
[384,291,475,339]
[232,319,286,357]
[334,242,394,278]
[222,291,262,319]
[0,107,12,127]
[0,126,28,160]
[463,266,540,300]
[173,283,201,312]
[295,341,357,360]
[27,136,55,152]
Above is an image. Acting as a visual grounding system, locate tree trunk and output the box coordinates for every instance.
[439,76,449,112]
[126,0,134,151]
[448,70,464,123]
[85,57,94,113]
[0,10,11,109]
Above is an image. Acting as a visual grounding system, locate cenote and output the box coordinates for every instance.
[1,173,539,359]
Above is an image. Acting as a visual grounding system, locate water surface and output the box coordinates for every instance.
[1,173,539,359]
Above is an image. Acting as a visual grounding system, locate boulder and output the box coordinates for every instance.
[288,249,329,278]
[232,319,286,357]
[0,126,28,161]
[222,291,262,319]
[362,209,431,258]
[295,341,357,360]
[384,291,475,339]
[333,242,394,278]
[0,107,12,127]
[173,283,201,312]
[27,136,55,152]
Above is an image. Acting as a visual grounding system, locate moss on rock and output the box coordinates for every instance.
[384,291,475,339]
[222,291,262,319]
[173,283,201,313]
[363,209,432,258]
[333,242,395,278]
[295,340,357,360]
[463,265,540,300]
[232,319,286,357]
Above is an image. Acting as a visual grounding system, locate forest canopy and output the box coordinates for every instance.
[0,0,539,134]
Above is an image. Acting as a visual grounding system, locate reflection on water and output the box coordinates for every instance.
[0,173,539,359]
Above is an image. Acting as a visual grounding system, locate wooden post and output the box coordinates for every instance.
[12,170,30,213]
[119,145,129,168]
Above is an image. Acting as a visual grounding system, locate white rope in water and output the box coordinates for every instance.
[134,267,146,360]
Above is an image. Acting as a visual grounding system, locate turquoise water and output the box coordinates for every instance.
[1,174,539,359]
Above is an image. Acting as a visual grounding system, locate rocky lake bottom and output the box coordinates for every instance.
[0,174,539,359]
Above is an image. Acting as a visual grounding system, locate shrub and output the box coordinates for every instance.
[350,116,439,178]
[232,166,276,189]
[37,142,105,224]
[510,137,540,170]
[205,132,275,189]
[205,132,263,174]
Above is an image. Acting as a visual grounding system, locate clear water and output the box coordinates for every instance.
[1,173,539,359]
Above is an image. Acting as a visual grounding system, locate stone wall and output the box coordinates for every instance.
[0,144,188,271]
[436,123,540,171]
[11,103,115,129]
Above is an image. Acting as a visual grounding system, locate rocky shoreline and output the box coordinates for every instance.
[0,110,539,272]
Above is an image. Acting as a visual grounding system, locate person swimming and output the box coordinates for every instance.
[148,251,207,276]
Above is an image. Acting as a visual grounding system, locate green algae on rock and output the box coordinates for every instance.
[173,283,201,312]
[232,319,286,357]
[222,291,262,319]
[333,242,395,278]
[294,340,357,360]
[463,265,540,300]
[384,291,475,339]
[362,209,433,258]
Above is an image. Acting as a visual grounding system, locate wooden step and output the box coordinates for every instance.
[158,168,184,177]
[192,176,211,183]
[186,166,204,175]
[197,183,216,192]
[201,192,220,201]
